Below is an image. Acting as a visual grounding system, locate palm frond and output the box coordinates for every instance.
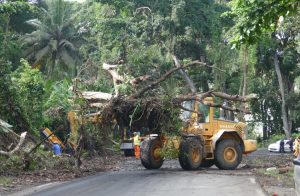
[34,45,52,64]
[25,19,51,33]
[60,48,76,66]
[22,30,51,46]
[0,119,13,133]
[21,0,80,78]
[59,39,75,51]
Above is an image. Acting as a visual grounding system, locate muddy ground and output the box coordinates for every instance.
[0,150,296,196]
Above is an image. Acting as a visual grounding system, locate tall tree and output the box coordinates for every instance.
[228,0,300,138]
[22,0,81,79]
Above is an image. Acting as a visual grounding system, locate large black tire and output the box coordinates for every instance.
[141,138,164,169]
[178,137,203,170]
[215,139,242,170]
[200,159,214,168]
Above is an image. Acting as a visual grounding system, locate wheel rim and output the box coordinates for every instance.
[192,148,200,163]
[152,145,161,161]
[223,147,237,163]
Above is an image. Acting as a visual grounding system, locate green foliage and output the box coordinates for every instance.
[0,176,12,186]
[77,0,230,93]
[227,0,300,47]
[161,137,180,159]
[0,59,30,133]
[1,0,300,146]
[22,0,82,79]
[44,79,72,111]
[43,79,73,132]
[11,59,45,134]
[160,100,183,136]
[0,154,23,173]
[0,2,32,15]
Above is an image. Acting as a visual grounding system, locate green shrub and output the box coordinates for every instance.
[11,59,45,135]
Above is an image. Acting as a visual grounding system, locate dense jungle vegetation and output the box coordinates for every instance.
[1,0,300,151]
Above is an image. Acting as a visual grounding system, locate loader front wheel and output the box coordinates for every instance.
[141,138,164,169]
[179,137,203,170]
[215,139,242,170]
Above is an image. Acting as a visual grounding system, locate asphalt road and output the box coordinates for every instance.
[9,148,281,196]
[249,148,293,156]
[20,167,266,196]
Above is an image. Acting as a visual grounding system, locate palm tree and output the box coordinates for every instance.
[22,0,80,78]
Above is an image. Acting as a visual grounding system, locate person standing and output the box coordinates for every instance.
[290,137,294,152]
[280,139,285,153]
[52,142,62,156]
[133,132,141,159]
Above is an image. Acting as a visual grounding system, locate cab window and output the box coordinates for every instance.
[214,107,234,121]
[180,100,194,122]
[198,103,209,123]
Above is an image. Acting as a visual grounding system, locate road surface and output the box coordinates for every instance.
[16,163,266,196]
[249,148,293,156]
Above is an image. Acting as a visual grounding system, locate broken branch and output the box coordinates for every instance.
[132,61,206,98]
[0,132,27,156]
[173,55,197,94]
[103,63,124,96]
[210,92,258,102]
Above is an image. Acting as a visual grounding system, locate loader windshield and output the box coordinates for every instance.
[180,100,194,122]
[198,103,209,123]
[180,101,209,123]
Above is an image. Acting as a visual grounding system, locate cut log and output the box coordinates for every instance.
[81,91,112,101]
[89,103,105,108]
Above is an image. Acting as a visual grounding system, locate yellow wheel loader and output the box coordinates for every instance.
[140,97,257,170]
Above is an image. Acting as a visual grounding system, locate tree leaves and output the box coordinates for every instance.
[22,0,81,79]
[227,0,300,47]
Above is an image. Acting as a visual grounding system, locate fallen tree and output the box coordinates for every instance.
[72,55,258,138]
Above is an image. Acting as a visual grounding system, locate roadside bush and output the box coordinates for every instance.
[0,154,24,173]
[43,79,73,136]
[0,59,30,133]
[11,59,45,135]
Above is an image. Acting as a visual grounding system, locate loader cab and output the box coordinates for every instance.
[180,97,214,134]
[181,97,237,135]
[180,100,210,124]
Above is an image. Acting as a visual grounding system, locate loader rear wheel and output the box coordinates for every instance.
[141,138,164,169]
[200,159,214,168]
[215,139,242,170]
[179,137,203,170]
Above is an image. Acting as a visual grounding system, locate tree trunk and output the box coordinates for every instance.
[274,51,291,138]
[261,101,267,140]
[238,47,249,122]
[172,55,197,94]
[242,48,248,97]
